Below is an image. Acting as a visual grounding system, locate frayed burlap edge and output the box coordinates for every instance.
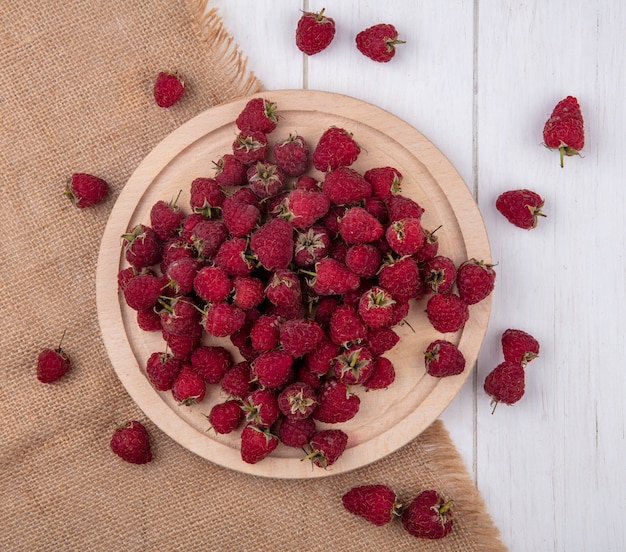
[187,0,263,97]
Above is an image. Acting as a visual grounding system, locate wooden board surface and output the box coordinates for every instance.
[96,90,491,478]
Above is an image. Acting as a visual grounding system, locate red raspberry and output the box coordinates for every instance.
[277,382,318,420]
[385,217,426,256]
[338,206,385,244]
[543,95,584,167]
[387,194,425,222]
[242,389,281,427]
[153,71,185,108]
[221,361,255,399]
[344,244,382,278]
[402,490,454,540]
[426,293,469,333]
[456,259,496,305]
[202,301,246,337]
[136,308,162,332]
[145,351,181,391]
[484,361,526,410]
[162,331,201,361]
[424,340,466,377]
[231,276,265,310]
[190,219,229,260]
[64,173,109,208]
[272,133,310,176]
[329,304,367,347]
[232,130,268,165]
[221,195,261,237]
[164,257,200,296]
[308,257,361,296]
[322,167,372,205]
[159,296,202,338]
[422,255,457,294]
[358,286,396,328]
[313,378,360,424]
[366,326,400,357]
[36,334,71,383]
[214,237,255,277]
[414,226,441,263]
[235,97,278,134]
[193,265,232,303]
[342,485,402,526]
[279,318,324,358]
[378,256,422,303]
[293,225,331,267]
[305,429,348,469]
[363,356,396,390]
[247,161,286,199]
[332,344,374,385]
[110,421,152,464]
[295,8,336,55]
[313,127,361,172]
[149,194,184,241]
[249,314,281,353]
[123,224,162,269]
[501,328,540,366]
[207,400,243,435]
[265,269,302,309]
[364,166,403,199]
[304,336,340,376]
[189,177,224,217]
[356,23,405,63]
[213,154,248,187]
[250,217,294,270]
[277,416,316,448]
[240,424,279,464]
[122,272,163,311]
[171,365,206,405]
[496,189,545,230]
[251,350,294,389]
[279,188,330,229]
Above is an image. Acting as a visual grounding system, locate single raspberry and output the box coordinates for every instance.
[295,365,323,391]
[279,318,325,358]
[36,332,71,383]
[273,133,310,176]
[313,127,361,172]
[358,286,396,328]
[342,485,402,526]
[251,350,294,389]
[189,177,225,217]
[164,256,200,296]
[202,301,246,337]
[145,351,181,391]
[338,206,385,244]
[213,154,248,187]
[295,8,336,55]
[426,293,469,333]
[329,304,367,347]
[162,331,201,361]
[364,166,403,199]
[247,161,286,199]
[456,259,496,305]
[313,378,360,424]
[366,326,400,357]
[295,175,321,191]
[171,365,207,405]
[221,195,261,237]
[277,416,317,448]
[153,71,185,108]
[356,23,405,63]
[221,361,255,399]
[422,255,457,294]
[179,213,205,244]
[387,194,425,222]
[122,272,163,311]
[484,361,526,411]
[378,256,422,303]
[496,189,546,230]
[149,193,184,241]
[207,400,244,435]
[214,237,255,277]
[190,345,233,384]
[193,265,232,303]
[501,328,540,366]
[385,217,426,256]
[363,356,396,390]
[231,276,265,310]
[332,345,374,385]
[110,421,152,464]
[240,424,279,464]
[232,130,268,165]
[293,225,331,267]
[414,226,441,263]
[265,269,302,309]
[250,217,294,270]
[242,388,281,427]
[305,429,348,469]
[322,166,371,205]
[306,257,361,296]
[344,244,382,279]
[278,188,330,229]
[64,173,109,208]
[236,97,278,134]
[249,314,281,353]
[424,340,466,377]
[304,336,340,376]
[159,296,202,338]
[136,308,162,332]
[278,382,318,420]
[190,219,229,260]
[122,224,162,269]
[402,490,454,540]
[543,96,584,167]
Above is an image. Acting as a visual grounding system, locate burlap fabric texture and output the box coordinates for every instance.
[0,1,506,550]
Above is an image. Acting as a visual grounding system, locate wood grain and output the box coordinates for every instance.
[96,90,491,479]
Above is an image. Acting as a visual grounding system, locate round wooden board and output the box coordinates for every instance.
[96,90,492,479]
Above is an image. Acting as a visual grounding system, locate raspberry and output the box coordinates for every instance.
[293,225,331,266]
[232,130,268,165]
[202,301,246,338]
[366,326,400,357]
[342,485,402,526]
[501,328,540,365]
[240,424,279,464]
[456,259,496,305]
[171,365,206,405]
[424,340,466,377]
[422,255,457,294]
[207,400,244,435]
[277,382,318,420]
[64,173,109,208]
[277,416,316,448]
[190,219,229,260]
[305,429,348,469]
[402,490,454,540]
[250,217,294,270]
[304,336,340,376]
[358,286,396,328]
[265,269,302,309]
[190,346,233,384]
[36,333,71,383]
[313,127,361,172]
[189,177,224,217]
[344,244,382,278]
[279,318,324,358]
[221,361,255,399]
[543,95,584,167]
[242,388,281,427]
[313,378,360,424]
[250,350,294,389]
[136,308,162,332]
[213,154,248,187]
[279,188,330,229]
[295,8,336,55]
[307,257,361,296]
[153,71,185,108]
[122,224,163,269]
[122,272,163,311]
[193,265,232,303]
[214,237,254,277]
[150,194,184,241]
[378,256,422,303]
[272,133,310,176]
[247,161,286,199]
[385,217,425,256]
[159,296,202,338]
[426,293,469,333]
[484,361,526,410]
[363,356,396,390]
[364,166,403,199]
[496,189,545,230]
[387,194,424,222]
[145,351,181,391]
[164,257,200,296]
[231,276,265,310]
[235,97,278,134]
[221,195,261,237]
[332,344,374,385]
[338,206,385,244]
[110,421,152,464]
[322,166,371,204]
[329,304,367,347]
[356,23,405,63]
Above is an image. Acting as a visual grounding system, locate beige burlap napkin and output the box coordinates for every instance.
[0,1,506,550]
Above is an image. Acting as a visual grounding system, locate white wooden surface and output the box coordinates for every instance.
[208,1,626,550]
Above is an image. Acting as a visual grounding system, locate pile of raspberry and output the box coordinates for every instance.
[117,97,494,467]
